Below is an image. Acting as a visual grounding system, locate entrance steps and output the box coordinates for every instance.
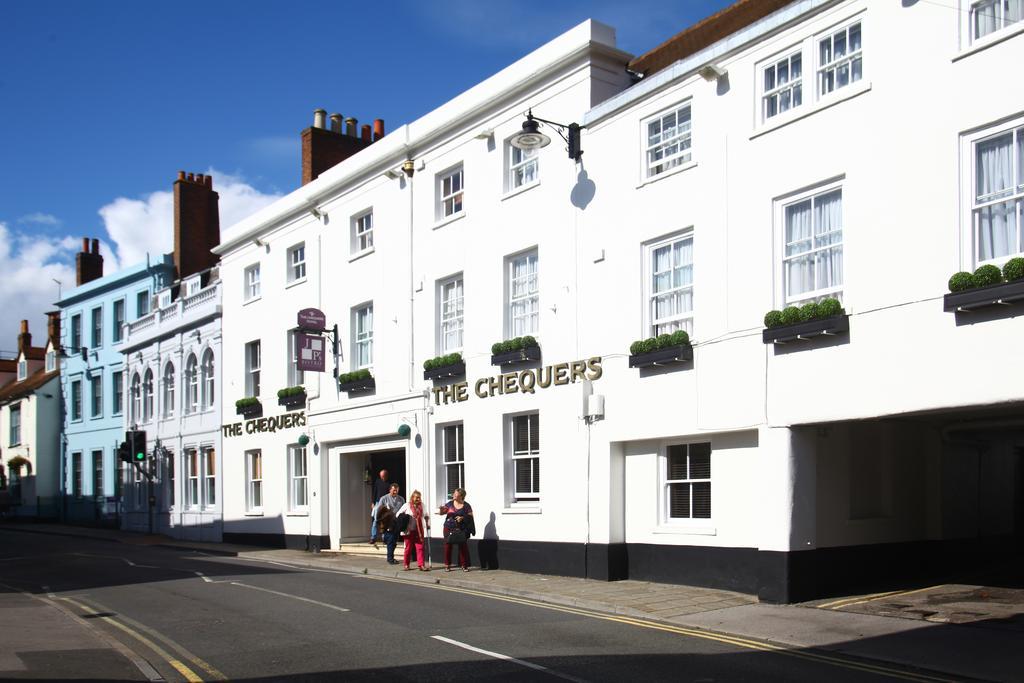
[327,543,388,557]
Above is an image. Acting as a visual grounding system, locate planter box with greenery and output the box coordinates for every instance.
[423,353,465,380]
[235,397,262,418]
[277,386,307,410]
[943,259,1024,312]
[762,298,849,344]
[338,369,375,393]
[490,336,541,366]
[628,330,692,368]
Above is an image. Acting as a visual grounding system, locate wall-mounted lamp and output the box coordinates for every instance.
[698,64,727,81]
[402,160,416,178]
[510,109,583,162]
[298,434,310,446]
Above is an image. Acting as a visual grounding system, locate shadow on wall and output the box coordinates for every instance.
[571,168,596,210]
[478,512,500,570]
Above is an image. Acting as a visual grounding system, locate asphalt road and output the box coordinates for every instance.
[0,529,956,682]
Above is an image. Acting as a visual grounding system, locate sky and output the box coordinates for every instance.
[0,0,733,348]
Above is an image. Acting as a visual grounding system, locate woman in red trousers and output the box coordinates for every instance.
[397,490,429,571]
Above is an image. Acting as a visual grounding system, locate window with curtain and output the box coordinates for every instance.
[244,264,261,301]
[185,355,198,414]
[645,102,692,178]
[90,374,103,418]
[71,314,82,351]
[762,51,802,120]
[971,0,1023,42]
[438,166,464,219]
[353,211,374,253]
[246,450,263,512]
[508,251,539,337]
[72,452,82,498]
[245,341,261,397]
[287,243,306,282]
[112,299,125,343]
[510,413,540,503]
[201,350,215,409]
[162,363,175,418]
[508,144,538,190]
[439,276,464,353]
[441,423,465,499]
[648,233,694,337]
[974,127,1023,264]
[664,443,712,521]
[186,450,199,508]
[204,448,216,507]
[130,374,141,423]
[143,369,154,422]
[112,370,123,417]
[9,404,20,446]
[289,445,308,511]
[71,379,82,422]
[353,304,373,369]
[817,21,862,97]
[91,306,103,348]
[92,450,103,498]
[783,187,843,305]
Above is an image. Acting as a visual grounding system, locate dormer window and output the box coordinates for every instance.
[157,289,173,309]
[17,360,27,381]
[185,276,202,297]
[45,351,56,372]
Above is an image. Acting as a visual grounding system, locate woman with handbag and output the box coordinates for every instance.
[440,487,475,572]
[396,490,429,571]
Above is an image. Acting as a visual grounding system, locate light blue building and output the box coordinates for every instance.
[56,238,174,526]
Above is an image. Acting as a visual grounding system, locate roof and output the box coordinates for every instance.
[627,0,794,77]
[22,348,45,361]
[0,360,16,373]
[0,369,59,403]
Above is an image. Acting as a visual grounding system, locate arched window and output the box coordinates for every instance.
[201,349,215,410]
[162,363,175,419]
[185,354,199,415]
[130,373,142,424]
[143,369,154,422]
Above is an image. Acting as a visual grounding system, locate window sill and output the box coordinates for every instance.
[501,181,540,202]
[433,211,466,231]
[243,296,262,307]
[285,277,307,290]
[954,24,1024,62]
[636,160,697,189]
[653,525,716,536]
[751,81,871,140]
[286,511,309,517]
[244,512,264,517]
[502,506,541,515]
[349,247,375,263]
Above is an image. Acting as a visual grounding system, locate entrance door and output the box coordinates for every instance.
[370,450,406,500]
[338,448,407,544]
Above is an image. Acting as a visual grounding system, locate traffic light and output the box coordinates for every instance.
[117,440,131,463]
[128,430,147,463]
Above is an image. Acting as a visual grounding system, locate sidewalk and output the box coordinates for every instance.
[6,522,1022,682]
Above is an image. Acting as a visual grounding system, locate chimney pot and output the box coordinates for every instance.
[360,124,371,142]
[187,172,195,182]
[205,175,213,188]
[20,320,28,334]
[314,108,327,129]
[373,119,385,141]
[345,117,357,137]
[81,237,89,253]
[91,238,99,254]
[329,113,343,133]
[178,170,186,181]
[197,173,205,185]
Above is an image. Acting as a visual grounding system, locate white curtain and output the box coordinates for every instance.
[976,133,1015,261]
[785,199,814,299]
[815,190,843,291]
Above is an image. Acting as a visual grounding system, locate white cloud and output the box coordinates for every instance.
[0,222,76,347]
[18,212,61,226]
[98,169,281,269]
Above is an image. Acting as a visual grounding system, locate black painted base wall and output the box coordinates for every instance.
[223,532,330,552]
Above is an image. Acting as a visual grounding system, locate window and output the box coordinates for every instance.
[664,442,711,521]
[353,304,373,369]
[9,404,21,446]
[246,450,263,512]
[186,450,200,508]
[112,370,124,416]
[970,0,1023,43]
[136,290,150,318]
[510,414,540,502]
[762,51,802,120]
[71,379,82,421]
[245,341,261,397]
[244,264,261,301]
[162,363,175,419]
[45,351,56,372]
[647,233,694,338]
[439,276,464,353]
[287,331,304,387]
[72,452,82,498]
[645,102,691,178]
[507,251,539,337]
[817,21,862,97]
[166,452,174,507]
[143,369,154,422]
[972,125,1023,265]
[441,423,465,499]
[203,448,216,507]
[90,373,103,418]
[781,186,843,305]
[91,306,103,348]
[70,314,82,351]
[288,445,308,511]
[508,144,538,191]
[92,449,103,498]
[185,354,199,414]
[112,299,125,342]
[201,349,215,410]
[352,211,373,253]
[438,166,464,219]
[287,243,306,282]
[130,373,141,423]
[17,360,26,381]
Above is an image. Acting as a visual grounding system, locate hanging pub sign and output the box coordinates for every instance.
[297,307,327,332]
[296,333,325,372]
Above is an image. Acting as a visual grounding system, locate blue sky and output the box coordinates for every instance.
[0,0,731,344]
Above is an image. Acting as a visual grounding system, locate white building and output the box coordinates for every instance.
[120,172,224,541]
[214,1,1024,601]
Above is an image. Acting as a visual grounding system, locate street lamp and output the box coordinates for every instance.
[509,110,583,162]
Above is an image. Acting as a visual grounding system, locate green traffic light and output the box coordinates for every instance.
[134,451,145,461]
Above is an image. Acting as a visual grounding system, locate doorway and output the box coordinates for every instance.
[337,448,406,544]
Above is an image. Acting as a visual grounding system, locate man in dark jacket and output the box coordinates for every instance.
[369,469,391,544]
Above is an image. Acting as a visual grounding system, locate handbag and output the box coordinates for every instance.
[446,529,468,545]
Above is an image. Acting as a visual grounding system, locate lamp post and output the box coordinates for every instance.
[509,110,584,162]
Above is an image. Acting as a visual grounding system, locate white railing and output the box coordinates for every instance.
[182,284,218,312]
[128,313,156,334]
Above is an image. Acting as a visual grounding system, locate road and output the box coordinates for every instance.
[0,529,959,681]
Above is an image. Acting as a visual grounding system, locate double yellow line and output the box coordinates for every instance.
[362,573,958,683]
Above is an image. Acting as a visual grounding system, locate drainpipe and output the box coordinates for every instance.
[407,162,416,392]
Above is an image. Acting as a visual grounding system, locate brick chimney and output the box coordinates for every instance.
[301,108,384,185]
[173,171,221,279]
[17,320,31,356]
[75,237,103,286]
[46,311,61,351]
